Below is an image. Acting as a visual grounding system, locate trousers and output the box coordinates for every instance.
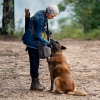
[27,47,39,79]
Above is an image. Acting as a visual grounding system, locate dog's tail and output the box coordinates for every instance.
[67,90,87,96]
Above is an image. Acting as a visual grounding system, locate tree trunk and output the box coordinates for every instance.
[1,0,14,35]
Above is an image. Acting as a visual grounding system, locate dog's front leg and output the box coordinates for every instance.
[51,77,54,90]
[49,77,54,92]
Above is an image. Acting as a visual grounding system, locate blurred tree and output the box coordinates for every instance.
[58,0,100,32]
[0,0,14,34]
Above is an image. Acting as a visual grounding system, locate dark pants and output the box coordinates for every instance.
[27,47,39,79]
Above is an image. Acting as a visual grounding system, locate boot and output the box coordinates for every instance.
[30,78,45,91]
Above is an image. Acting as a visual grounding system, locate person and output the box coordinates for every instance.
[22,4,59,91]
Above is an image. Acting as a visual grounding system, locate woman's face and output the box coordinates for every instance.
[46,13,57,20]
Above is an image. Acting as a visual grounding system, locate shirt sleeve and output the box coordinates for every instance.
[35,18,48,45]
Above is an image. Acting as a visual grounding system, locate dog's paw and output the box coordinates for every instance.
[49,90,54,93]
[50,90,55,93]
[54,90,59,93]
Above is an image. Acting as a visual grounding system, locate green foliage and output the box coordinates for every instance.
[8,28,24,37]
[7,19,24,37]
[58,3,66,12]
[58,17,69,28]
[6,26,24,38]
[1,0,14,34]
[0,53,11,56]
[84,29,100,40]
[58,0,100,32]
[14,27,24,37]
[0,16,24,37]
[52,22,100,40]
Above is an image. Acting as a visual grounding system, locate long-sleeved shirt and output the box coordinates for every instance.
[22,10,48,49]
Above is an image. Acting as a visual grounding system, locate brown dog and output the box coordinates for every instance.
[48,40,87,96]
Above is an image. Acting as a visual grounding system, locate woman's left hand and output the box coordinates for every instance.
[47,30,52,37]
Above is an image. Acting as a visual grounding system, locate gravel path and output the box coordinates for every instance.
[0,38,100,100]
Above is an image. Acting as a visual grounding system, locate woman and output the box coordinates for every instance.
[22,4,59,91]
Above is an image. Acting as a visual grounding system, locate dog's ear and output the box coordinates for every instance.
[61,46,66,50]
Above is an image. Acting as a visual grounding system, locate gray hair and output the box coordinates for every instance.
[46,4,59,15]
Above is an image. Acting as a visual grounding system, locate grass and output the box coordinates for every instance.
[1,70,8,72]
[11,70,15,73]
[0,95,9,98]
[51,24,100,40]
[0,53,11,56]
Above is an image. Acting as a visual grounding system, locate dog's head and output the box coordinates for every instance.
[50,39,66,53]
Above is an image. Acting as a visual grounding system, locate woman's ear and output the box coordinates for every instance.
[61,46,66,50]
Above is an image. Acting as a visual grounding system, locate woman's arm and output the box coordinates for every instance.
[35,18,48,45]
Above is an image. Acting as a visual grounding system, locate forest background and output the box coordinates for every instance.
[0,0,100,40]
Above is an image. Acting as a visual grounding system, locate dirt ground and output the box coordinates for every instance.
[0,38,100,100]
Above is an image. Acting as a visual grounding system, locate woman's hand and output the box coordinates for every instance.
[48,30,52,37]
[46,30,52,37]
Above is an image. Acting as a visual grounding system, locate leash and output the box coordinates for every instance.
[25,11,30,51]
[46,19,49,41]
